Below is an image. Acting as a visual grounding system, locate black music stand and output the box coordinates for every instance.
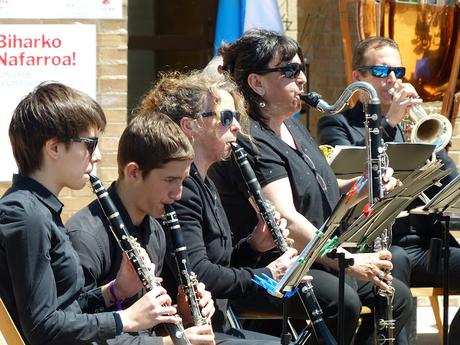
[411,174,460,345]
[337,160,451,249]
[259,193,353,296]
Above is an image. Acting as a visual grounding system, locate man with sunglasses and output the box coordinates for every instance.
[317,36,460,344]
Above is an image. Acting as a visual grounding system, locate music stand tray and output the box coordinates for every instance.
[329,143,435,179]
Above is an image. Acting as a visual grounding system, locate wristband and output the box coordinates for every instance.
[112,312,123,336]
[108,280,123,311]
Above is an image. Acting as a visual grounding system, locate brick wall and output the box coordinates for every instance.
[0,1,128,222]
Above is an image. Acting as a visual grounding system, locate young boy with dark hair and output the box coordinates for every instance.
[66,111,217,345]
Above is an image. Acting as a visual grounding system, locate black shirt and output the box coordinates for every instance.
[163,163,270,332]
[0,175,116,345]
[209,118,341,243]
[66,182,166,345]
[66,182,165,292]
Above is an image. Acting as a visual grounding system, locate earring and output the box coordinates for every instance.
[259,101,266,108]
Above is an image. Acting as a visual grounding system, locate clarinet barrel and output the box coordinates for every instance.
[163,204,208,327]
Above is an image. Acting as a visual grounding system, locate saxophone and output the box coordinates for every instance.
[89,174,192,345]
[302,81,395,345]
[231,142,337,345]
[162,204,208,327]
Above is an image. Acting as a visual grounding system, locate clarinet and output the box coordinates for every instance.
[302,82,395,345]
[231,142,337,345]
[88,174,192,345]
[367,108,395,345]
[163,204,208,327]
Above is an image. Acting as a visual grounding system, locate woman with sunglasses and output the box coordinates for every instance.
[317,36,460,344]
[137,70,302,344]
[208,30,412,345]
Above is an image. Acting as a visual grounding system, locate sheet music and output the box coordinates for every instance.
[338,160,450,248]
[417,174,460,213]
[329,143,435,179]
[274,193,352,294]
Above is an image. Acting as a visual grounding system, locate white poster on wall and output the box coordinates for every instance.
[0,0,122,19]
[0,24,96,182]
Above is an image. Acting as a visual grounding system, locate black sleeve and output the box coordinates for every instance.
[66,211,107,291]
[317,114,357,146]
[231,236,263,268]
[381,118,398,142]
[168,179,271,300]
[1,204,116,345]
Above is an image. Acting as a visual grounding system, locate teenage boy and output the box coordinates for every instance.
[66,111,217,345]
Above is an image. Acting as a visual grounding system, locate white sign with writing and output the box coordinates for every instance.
[0,24,96,181]
[0,0,122,19]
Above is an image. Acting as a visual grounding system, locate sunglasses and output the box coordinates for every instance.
[201,110,240,128]
[301,151,327,192]
[358,65,406,79]
[70,136,99,155]
[253,62,305,79]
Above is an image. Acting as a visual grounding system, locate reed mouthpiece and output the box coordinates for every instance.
[300,92,322,108]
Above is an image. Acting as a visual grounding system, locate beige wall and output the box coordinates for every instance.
[0,1,129,221]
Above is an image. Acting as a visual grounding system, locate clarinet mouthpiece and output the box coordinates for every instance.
[300,92,322,108]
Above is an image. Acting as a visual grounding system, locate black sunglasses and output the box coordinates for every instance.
[70,136,99,155]
[358,65,406,79]
[301,151,327,192]
[253,62,305,79]
[201,110,240,128]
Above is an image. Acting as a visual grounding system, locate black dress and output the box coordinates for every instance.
[209,117,412,345]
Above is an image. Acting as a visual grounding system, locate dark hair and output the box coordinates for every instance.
[117,111,194,179]
[136,70,248,131]
[9,81,106,175]
[219,29,304,123]
[352,36,400,71]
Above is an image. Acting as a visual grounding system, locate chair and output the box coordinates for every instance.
[226,307,308,341]
[0,298,24,345]
[410,287,451,344]
[227,305,373,343]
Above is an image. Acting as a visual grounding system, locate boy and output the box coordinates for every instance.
[66,111,218,345]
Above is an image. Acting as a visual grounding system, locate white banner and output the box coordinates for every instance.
[0,0,122,19]
[0,24,96,181]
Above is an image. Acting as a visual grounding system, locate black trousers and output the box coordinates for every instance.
[231,267,412,345]
[391,240,460,342]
